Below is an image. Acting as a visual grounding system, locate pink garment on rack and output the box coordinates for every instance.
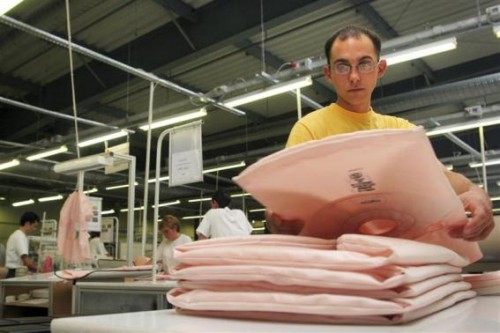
[173,291,476,325]
[57,191,93,263]
[167,281,472,317]
[233,128,481,262]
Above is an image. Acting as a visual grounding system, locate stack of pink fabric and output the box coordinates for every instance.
[167,234,476,324]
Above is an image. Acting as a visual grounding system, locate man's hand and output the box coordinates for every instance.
[265,210,304,235]
[447,189,495,241]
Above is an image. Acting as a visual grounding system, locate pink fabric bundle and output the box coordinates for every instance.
[57,191,93,263]
[233,128,481,262]
[167,234,476,324]
[463,271,500,295]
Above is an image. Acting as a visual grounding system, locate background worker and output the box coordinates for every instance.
[196,188,253,240]
[5,211,40,278]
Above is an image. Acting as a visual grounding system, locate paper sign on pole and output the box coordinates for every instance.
[168,122,203,186]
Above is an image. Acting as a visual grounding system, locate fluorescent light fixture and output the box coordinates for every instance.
[12,199,34,207]
[189,192,251,203]
[494,24,500,38]
[469,159,500,168]
[0,159,20,171]
[426,115,500,137]
[78,130,128,147]
[182,215,204,220]
[444,164,453,171]
[493,208,500,213]
[0,197,5,201]
[148,176,169,183]
[497,181,500,186]
[120,206,145,213]
[188,197,211,203]
[490,196,500,202]
[139,108,207,131]
[153,200,181,208]
[38,194,63,202]
[252,227,266,231]
[384,37,457,66]
[26,145,68,161]
[249,208,266,213]
[83,187,98,194]
[0,0,23,15]
[105,182,139,190]
[53,153,113,174]
[148,162,246,183]
[101,209,115,215]
[231,193,250,198]
[203,161,246,173]
[223,76,313,108]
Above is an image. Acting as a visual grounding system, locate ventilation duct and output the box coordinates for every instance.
[373,72,500,114]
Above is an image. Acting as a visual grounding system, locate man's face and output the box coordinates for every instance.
[323,34,387,112]
[27,221,39,234]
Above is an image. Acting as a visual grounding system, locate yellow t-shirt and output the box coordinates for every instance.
[286,103,415,147]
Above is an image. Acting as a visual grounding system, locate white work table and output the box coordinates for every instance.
[51,296,499,333]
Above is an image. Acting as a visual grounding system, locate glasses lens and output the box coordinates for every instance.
[334,63,350,74]
[358,62,376,73]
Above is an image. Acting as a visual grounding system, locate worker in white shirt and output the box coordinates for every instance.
[196,189,253,240]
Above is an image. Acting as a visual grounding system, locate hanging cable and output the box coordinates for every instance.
[260,0,266,73]
[65,0,80,159]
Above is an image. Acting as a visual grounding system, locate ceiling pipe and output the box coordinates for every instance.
[0,96,123,130]
[0,15,245,117]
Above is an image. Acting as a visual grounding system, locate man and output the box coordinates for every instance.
[5,212,40,278]
[196,189,253,240]
[267,25,494,242]
[134,215,192,273]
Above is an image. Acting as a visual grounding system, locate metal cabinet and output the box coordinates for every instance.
[72,280,177,315]
[0,274,72,318]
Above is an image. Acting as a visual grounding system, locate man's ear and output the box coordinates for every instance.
[377,59,387,78]
[323,65,333,83]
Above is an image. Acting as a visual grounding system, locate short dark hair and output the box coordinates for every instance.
[20,212,40,226]
[324,25,382,67]
[212,189,231,208]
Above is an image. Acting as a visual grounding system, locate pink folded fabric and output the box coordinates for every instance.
[462,270,500,295]
[233,128,481,262]
[57,191,93,263]
[173,234,470,270]
[337,234,470,267]
[167,281,472,317]
[173,264,461,291]
[173,290,476,325]
[178,272,462,299]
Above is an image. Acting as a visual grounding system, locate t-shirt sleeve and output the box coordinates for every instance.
[196,213,211,238]
[15,233,29,257]
[286,122,314,148]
